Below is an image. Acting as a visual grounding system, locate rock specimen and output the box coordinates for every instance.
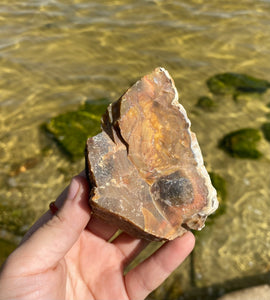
[85,67,218,241]
[219,128,262,159]
[207,72,270,99]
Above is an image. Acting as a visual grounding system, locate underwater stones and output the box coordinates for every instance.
[261,122,270,142]
[196,96,216,111]
[208,172,227,220]
[85,67,218,241]
[219,128,262,159]
[207,73,270,99]
[45,99,109,160]
[209,173,227,203]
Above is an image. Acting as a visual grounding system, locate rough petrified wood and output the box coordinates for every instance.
[85,67,218,241]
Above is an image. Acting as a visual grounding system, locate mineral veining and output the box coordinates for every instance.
[85,67,218,241]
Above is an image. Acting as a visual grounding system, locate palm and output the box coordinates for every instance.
[27,215,149,300]
[64,229,129,300]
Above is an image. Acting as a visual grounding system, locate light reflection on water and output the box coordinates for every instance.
[0,0,270,298]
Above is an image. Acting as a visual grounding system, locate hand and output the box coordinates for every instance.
[0,172,195,300]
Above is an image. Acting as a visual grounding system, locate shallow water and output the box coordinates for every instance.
[1,0,270,298]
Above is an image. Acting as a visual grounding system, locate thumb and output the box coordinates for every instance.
[12,176,91,273]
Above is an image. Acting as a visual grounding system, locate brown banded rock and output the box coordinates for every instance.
[85,67,218,241]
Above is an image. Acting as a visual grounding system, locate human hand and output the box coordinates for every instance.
[0,172,195,300]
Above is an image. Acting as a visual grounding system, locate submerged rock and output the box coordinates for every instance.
[208,172,227,221]
[207,73,270,99]
[219,128,262,159]
[45,99,109,160]
[196,96,216,111]
[85,67,218,241]
[261,122,270,142]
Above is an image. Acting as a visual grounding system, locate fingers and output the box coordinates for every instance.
[112,232,149,266]
[125,231,195,300]
[12,176,91,273]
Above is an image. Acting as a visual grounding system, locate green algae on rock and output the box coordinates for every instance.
[196,96,216,111]
[261,122,270,142]
[45,99,110,160]
[219,128,262,159]
[208,172,227,220]
[80,99,111,116]
[207,73,270,99]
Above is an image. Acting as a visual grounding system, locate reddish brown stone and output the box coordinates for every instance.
[85,67,218,241]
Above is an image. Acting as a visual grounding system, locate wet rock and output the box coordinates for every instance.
[207,73,270,99]
[219,128,262,159]
[261,122,270,142]
[80,99,110,115]
[45,99,110,160]
[207,172,227,221]
[85,67,218,241]
[209,172,227,202]
[196,96,216,111]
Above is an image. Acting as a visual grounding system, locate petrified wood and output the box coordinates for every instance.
[85,67,218,241]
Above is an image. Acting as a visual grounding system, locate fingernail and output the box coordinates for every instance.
[67,177,80,200]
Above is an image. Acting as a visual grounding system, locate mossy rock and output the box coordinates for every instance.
[80,99,110,115]
[207,73,270,99]
[261,122,270,142]
[219,128,262,159]
[196,96,216,111]
[207,172,227,221]
[44,99,110,160]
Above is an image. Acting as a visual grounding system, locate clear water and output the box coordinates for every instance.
[1,0,270,298]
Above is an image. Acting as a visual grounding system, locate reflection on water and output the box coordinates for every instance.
[1,0,270,297]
